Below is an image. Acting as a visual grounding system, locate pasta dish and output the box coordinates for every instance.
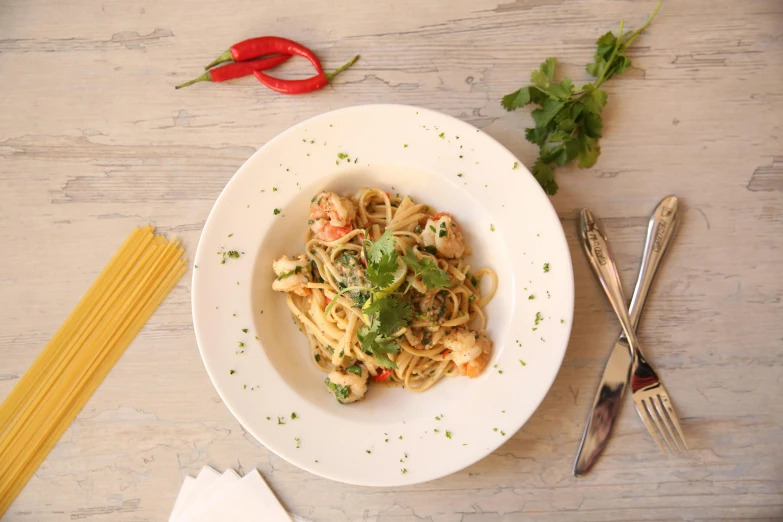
[271,188,497,404]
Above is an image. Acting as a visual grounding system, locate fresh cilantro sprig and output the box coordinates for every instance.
[502,0,661,195]
[358,321,405,369]
[365,229,396,263]
[402,247,451,290]
[322,230,447,370]
[363,296,413,337]
[365,253,398,289]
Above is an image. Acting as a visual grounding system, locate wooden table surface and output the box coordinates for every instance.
[2,0,782,519]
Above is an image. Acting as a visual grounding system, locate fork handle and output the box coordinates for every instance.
[628,196,680,330]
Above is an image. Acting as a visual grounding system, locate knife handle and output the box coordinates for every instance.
[628,196,680,330]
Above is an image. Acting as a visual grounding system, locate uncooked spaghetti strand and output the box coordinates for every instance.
[0,244,183,491]
[0,259,185,515]
[0,230,157,455]
[0,239,181,469]
[0,227,151,433]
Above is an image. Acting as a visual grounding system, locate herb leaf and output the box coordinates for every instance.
[363,296,413,337]
[366,230,396,263]
[366,253,398,289]
[402,248,450,290]
[357,325,400,369]
[501,1,661,195]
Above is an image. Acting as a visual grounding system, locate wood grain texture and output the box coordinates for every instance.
[1,0,782,519]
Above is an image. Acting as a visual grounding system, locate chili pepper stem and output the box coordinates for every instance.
[326,55,360,82]
[175,71,212,89]
[204,50,233,70]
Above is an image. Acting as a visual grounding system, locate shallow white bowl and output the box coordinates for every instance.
[192,104,574,486]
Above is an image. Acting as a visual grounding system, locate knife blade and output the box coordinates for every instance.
[573,195,681,476]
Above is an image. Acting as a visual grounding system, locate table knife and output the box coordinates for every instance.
[573,195,681,476]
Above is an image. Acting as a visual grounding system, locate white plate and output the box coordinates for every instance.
[192,104,574,486]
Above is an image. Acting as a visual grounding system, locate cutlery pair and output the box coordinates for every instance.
[574,196,687,476]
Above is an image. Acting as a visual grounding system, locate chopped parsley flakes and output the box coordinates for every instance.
[219,250,241,264]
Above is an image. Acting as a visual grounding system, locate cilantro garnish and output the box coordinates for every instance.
[365,253,398,288]
[402,247,450,290]
[357,324,401,369]
[322,233,448,370]
[365,229,396,263]
[501,1,661,194]
[362,297,412,337]
[346,365,363,376]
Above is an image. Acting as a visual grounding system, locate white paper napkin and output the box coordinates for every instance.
[168,475,195,522]
[176,468,240,521]
[170,466,306,522]
[169,466,220,521]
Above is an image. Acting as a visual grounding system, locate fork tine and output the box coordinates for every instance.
[657,392,688,449]
[651,395,681,452]
[643,397,675,453]
[634,398,668,454]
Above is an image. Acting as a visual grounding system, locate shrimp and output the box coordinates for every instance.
[442,327,492,378]
[309,191,356,242]
[271,255,312,296]
[421,212,465,259]
[325,365,369,404]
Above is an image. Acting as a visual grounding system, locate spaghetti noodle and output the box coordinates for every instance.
[271,188,497,403]
[0,226,186,515]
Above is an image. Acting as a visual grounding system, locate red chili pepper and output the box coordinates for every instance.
[373,369,392,382]
[253,55,359,95]
[175,55,291,89]
[206,36,323,74]
[324,297,332,305]
[441,349,452,359]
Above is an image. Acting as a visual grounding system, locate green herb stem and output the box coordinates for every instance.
[594,20,625,89]
[323,285,371,316]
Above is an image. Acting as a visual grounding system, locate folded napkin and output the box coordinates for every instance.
[169,466,309,522]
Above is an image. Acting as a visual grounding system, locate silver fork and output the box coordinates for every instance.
[580,208,688,454]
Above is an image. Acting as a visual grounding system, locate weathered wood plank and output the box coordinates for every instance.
[1,0,782,519]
